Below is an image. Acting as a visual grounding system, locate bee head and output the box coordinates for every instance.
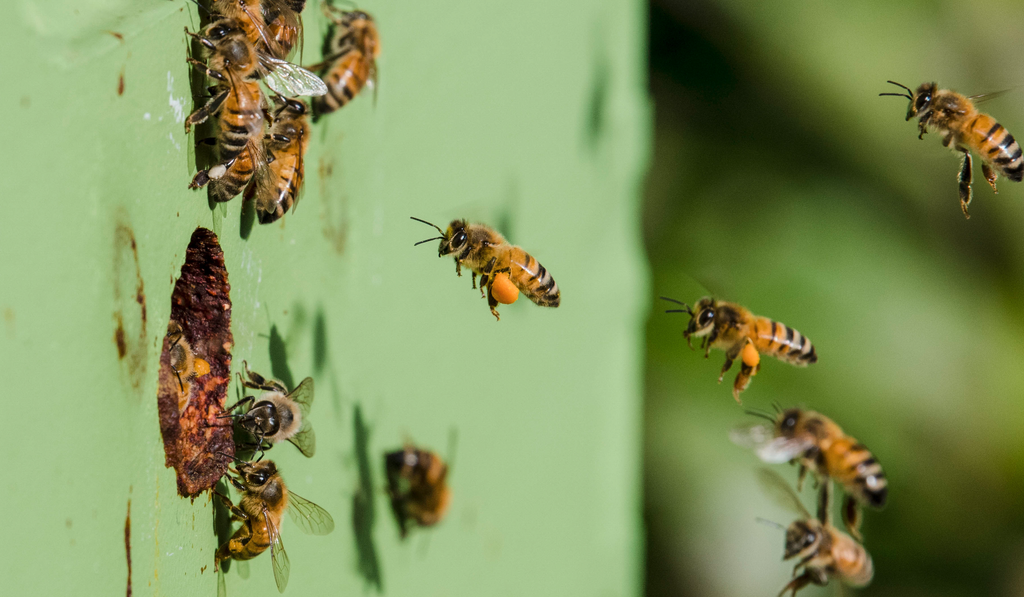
[684,297,717,339]
[880,80,935,120]
[775,408,802,437]
[236,459,277,489]
[411,217,470,257]
[784,519,823,560]
[908,82,937,120]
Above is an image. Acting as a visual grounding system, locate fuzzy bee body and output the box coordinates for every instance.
[663,297,816,401]
[882,80,1023,218]
[312,8,379,119]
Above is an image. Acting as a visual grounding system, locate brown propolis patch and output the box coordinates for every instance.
[158,228,234,497]
[113,222,148,389]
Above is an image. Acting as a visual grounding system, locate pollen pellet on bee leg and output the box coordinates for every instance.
[490,273,519,304]
[741,342,760,369]
[194,358,211,377]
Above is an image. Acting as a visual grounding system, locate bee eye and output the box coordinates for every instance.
[782,415,798,431]
[251,472,268,485]
[805,532,816,545]
[451,231,468,249]
[698,309,715,326]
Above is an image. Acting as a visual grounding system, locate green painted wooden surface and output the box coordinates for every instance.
[0,1,650,595]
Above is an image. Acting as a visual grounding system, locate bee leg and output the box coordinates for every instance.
[717,356,734,383]
[221,395,255,415]
[480,257,498,298]
[796,463,809,491]
[471,272,477,289]
[777,569,826,597]
[731,370,751,402]
[185,89,229,133]
[917,119,928,140]
[487,285,501,321]
[982,162,999,193]
[957,146,973,219]
[454,259,462,277]
[842,496,864,541]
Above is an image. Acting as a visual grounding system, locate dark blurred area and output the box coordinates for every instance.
[643,1,1024,596]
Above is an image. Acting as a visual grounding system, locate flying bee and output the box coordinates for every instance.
[385,444,451,538]
[166,322,211,414]
[881,80,1022,219]
[732,407,887,540]
[220,361,316,459]
[244,97,309,224]
[185,16,266,186]
[757,469,873,597]
[310,6,380,119]
[661,296,817,402]
[215,458,335,593]
[412,217,561,321]
[210,0,327,97]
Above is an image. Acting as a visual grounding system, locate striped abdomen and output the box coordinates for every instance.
[509,247,560,307]
[823,435,887,509]
[223,515,272,561]
[217,80,263,163]
[970,114,1024,181]
[210,141,258,203]
[250,146,303,223]
[750,316,817,366]
[313,51,371,115]
[832,533,874,587]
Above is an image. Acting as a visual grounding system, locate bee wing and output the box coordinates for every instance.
[287,424,316,457]
[756,468,811,519]
[288,377,314,416]
[224,72,266,141]
[261,55,328,97]
[969,89,1013,104]
[287,491,335,535]
[755,436,814,464]
[264,506,290,593]
[728,423,775,450]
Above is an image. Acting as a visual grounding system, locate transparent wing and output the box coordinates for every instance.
[757,468,810,519]
[969,89,1013,104]
[287,424,316,457]
[235,559,250,579]
[265,507,290,593]
[755,436,814,464]
[728,423,774,450]
[261,56,328,97]
[227,72,266,140]
[288,377,314,416]
[287,491,335,535]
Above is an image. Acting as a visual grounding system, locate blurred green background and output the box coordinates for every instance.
[644,1,1024,596]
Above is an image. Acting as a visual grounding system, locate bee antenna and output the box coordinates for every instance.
[879,92,912,99]
[886,80,914,93]
[755,517,786,531]
[183,0,211,16]
[410,216,446,235]
[215,451,242,463]
[660,296,693,315]
[414,236,443,246]
[744,409,776,423]
[771,401,783,414]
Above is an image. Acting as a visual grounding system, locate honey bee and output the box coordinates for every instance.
[210,0,327,97]
[757,469,873,597]
[220,361,316,459]
[310,6,379,119]
[244,97,309,223]
[185,17,266,189]
[733,406,887,540]
[166,322,211,413]
[215,458,335,593]
[661,296,817,401]
[412,217,561,321]
[385,445,451,538]
[190,137,266,203]
[881,80,1022,219]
